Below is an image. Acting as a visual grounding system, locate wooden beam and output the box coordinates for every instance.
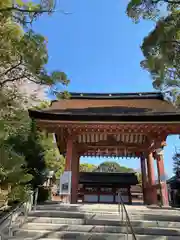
[36,120,180,136]
[76,141,148,150]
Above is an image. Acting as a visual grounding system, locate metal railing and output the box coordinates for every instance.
[33,188,39,211]
[117,191,137,240]
[0,190,35,240]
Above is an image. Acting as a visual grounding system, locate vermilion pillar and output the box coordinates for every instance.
[64,136,74,203]
[156,153,169,206]
[71,153,79,204]
[65,135,79,204]
[146,152,157,205]
[140,155,147,204]
[65,137,73,171]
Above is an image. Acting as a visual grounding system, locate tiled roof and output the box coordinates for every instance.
[79,172,138,185]
[29,92,180,122]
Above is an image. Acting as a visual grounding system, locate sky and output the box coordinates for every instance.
[33,0,179,178]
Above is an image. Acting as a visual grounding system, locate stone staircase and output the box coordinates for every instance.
[10,203,180,239]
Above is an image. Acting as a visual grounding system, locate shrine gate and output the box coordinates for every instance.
[29,92,180,205]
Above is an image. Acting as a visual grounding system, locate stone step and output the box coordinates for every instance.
[13,229,180,240]
[36,204,180,214]
[13,239,75,240]
[28,210,180,222]
[36,205,120,213]
[28,210,119,218]
[20,223,180,236]
[26,217,180,228]
[22,224,180,236]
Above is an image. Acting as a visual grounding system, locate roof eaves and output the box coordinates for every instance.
[28,109,180,122]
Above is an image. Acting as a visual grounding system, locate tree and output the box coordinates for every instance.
[0,0,68,26]
[0,0,70,98]
[173,148,180,173]
[34,101,65,178]
[141,12,180,95]
[127,0,180,100]
[96,161,134,173]
[0,0,70,201]
[6,120,47,189]
[0,123,32,203]
[40,133,65,178]
[0,0,70,202]
[0,27,70,92]
[135,172,142,185]
[79,163,97,172]
[127,0,180,21]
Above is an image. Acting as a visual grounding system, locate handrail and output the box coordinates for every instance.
[117,191,137,240]
[0,190,34,240]
[33,188,39,211]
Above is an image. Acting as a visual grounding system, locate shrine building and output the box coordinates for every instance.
[29,92,180,205]
[78,172,138,204]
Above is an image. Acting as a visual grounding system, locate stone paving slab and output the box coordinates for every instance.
[28,210,180,222]
[13,229,180,240]
[25,219,180,228]
[30,209,180,217]
[37,203,179,210]
[19,223,180,236]
[36,204,180,215]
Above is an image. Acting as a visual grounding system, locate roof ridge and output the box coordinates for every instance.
[55,91,163,100]
[69,91,162,95]
[50,92,164,103]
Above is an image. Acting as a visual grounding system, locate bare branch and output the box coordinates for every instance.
[152,0,180,3]
[0,75,26,88]
[0,56,22,79]
[0,6,51,13]
[164,0,180,3]
[24,74,43,85]
[0,6,71,15]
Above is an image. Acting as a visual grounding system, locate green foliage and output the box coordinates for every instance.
[0,128,32,203]
[135,172,142,185]
[0,27,70,91]
[40,132,65,178]
[7,121,48,189]
[79,162,134,173]
[0,143,32,186]
[173,149,180,173]
[0,0,56,26]
[127,0,165,21]
[141,12,180,93]
[0,71,33,204]
[0,87,31,138]
[34,101,65,178]
[0,0,69,99]
[127,0,180,100]
[8,185,31,203]
[34,100,51,110]
[79,163,97,172]
[96,161,134,173]
[0,0,69,204]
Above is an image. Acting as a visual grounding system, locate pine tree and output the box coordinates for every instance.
[173,149,180,174]
[7,120,47,189]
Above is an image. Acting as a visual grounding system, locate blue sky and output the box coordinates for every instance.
[33,0,179,178]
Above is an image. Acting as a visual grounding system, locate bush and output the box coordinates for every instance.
[37,187,51,203]
[8,185,30,205]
